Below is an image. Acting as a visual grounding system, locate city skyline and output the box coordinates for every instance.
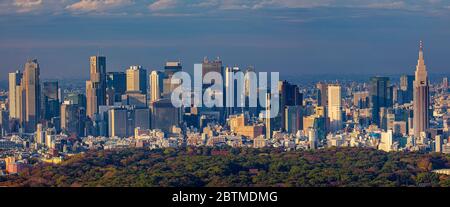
[1,1,450,190]
[2,1,450,80]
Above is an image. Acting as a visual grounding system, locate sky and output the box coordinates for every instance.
[1,0,450,81]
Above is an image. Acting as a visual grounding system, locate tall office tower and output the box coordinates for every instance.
[316,82,328,107]
[150,98,180,134]
[327,84,342,132]
[162,61,182,98]
[150,70,164,102]
[121,91,147,107]
[164,61,182,78]
[443,77,448,89]
[202,57,223,89]
[379,130,394,152]
[22,59,41,132]
[369,76,390,127]
[265,93,272,139]
[65,93,87,109]
[244,66,258,116]
[307,128,317,150]
[279,81,302,131]
[285,105,303,134]
[8,71,23,120]
[133,108,150,130]
[413,41,430,138]
[35,123,44,144]
[106,72,126,105]
[86,56,106,119]
[126,65,147,94]
[225,66,242,116]
[42,81,59,120]
[400,75,414,104]
[61,101,86,137]
[0,109,8,136]
[280,81,302,106]
[435,135,443,153]
[353,91,369,108]
[108,108,128,138]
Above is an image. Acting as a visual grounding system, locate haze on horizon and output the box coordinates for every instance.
[1,0,450,81]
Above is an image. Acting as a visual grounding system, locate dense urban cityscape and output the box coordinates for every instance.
[0,40,449,184]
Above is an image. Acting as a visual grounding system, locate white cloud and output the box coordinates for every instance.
[66,0,132,12]
[13,0,43,13]
[0,0,449,16]
[148,0,177,11]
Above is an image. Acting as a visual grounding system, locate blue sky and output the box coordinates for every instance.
[1,0,450,80]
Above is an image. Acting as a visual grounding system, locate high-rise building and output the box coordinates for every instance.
[8,71,23,120]
[86,56,106,119]
[379,130,393,152]
[443,77,448,89]
[126,65,147,94]
[42,81,59,120]
[22,59,41,132]
[150,70,164,102]
[327,84,342,132]
[278,81,302,131]
[400,75,414,104]
[353,91,369,108]
[164,61,182,79]
[285,105,303,134]
[413,41,430,138]
[265,93,272,139]
[0,109,9,136]
[435,135,443,153]
[225,66,242,116]
[202,57,223,89]
[307,128,318,150]
[316,82,328,108]
[133,108,150,130]
[121,91,147,107]
[161,61,182,98]
[108,108,128,138]
[61,101,86,137]
[150,98,180,134]
[106,72,126,105]
[65,93,86,109]
[369,76,390,127]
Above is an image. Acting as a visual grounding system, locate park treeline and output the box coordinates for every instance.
[1,147,450,187]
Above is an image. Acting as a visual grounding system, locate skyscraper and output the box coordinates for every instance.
[413,41,430,138]
[162,61,182,98]
[400,75,414,104]
[164,61,182,78]
[42,81,59,120]
[126,65,147,94]
[369,76,390,128]
[327,84,342,132]
[106,72,126,105]
[202,57,223,89]
[8,71,23,120]
[22,59,41,132]
[316,82,328,108]
[443,77,448,89]
[108,108,128,138]
[150,70,164,102]
[265,93,272,139]
[285,105,303,134]
[150,98,180,134]
[86,56,106,119]
[61,101,86,137]
[225,66,242,116]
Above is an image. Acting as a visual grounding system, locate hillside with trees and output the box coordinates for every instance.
[1,147,450,187]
